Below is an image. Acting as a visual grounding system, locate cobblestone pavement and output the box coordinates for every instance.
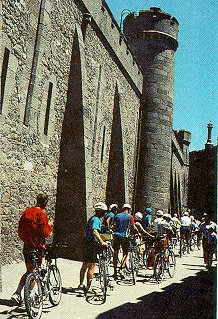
[0,246,216,319]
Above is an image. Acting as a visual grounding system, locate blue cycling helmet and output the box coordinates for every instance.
[144,207,152,214]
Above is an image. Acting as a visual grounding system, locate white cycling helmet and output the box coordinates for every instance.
[94,202,108,211]
[109,204,118,211]
[135,212,143,221]
[156,210,164,217]
[122,203,131,210]
[184,211,189,216]
[163,213,172,220]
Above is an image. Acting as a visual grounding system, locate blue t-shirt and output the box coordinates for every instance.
[114,212,131,238]
[85,216,101,242]
[103,211,115,229]
[142,214,152,230]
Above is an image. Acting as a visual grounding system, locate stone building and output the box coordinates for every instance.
[188,123,217,221]
[1,0,190,281]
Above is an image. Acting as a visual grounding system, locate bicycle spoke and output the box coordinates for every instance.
[24,272,43,319]
[48,265,62,306]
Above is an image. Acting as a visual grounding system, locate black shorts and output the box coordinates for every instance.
[23,244,43,264]
[82,239,101,263]
[180,226,191,235]
[113,236,129,253]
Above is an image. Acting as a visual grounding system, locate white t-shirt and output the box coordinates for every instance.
[180,216,191,227]
[153,217,171,237]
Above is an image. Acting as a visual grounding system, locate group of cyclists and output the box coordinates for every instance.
[11,194,217,310]
[78,201,217,293]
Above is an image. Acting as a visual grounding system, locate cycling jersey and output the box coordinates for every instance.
[180,216,191,227]
[113,212,134,238]
[142,214,152,230]
[153,217,171,238]
[102,211,115,232]
[85,216,101,242]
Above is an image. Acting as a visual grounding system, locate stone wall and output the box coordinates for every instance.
[171,131,191,217]
[1,0,142,264]
[188,146,217,220]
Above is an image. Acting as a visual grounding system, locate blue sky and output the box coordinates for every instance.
[106,0,218,151]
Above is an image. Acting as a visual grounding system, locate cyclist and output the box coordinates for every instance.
[152,210,172,238]
[194,218,202,249]
[162,213,174,239]
[142,207,153,231]
[11,193,53,305]
[190,215,197,232]
[78,202,108,292]
[134,212,154,239]
[102,203,118,234]
[180,211,191,253]
[199,214,212,265]
[112,204,135,279]
[134,212,155,257]
[205,224,217,269]
[172,213,181,239]
[148,210,172,266]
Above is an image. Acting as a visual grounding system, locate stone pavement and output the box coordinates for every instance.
[0,247,216,319]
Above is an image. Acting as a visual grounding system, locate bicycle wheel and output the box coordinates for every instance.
[133,249,140,275]
[154,253,164,283]
[190,236,196,251]
[143,249,148,268]
[168,250,176,278]
[107,243,114,265]
[47,265,62,306]
[126,252,136,284]
[24,272,43,319]
[98,257,108,303]
[179,238,185,257]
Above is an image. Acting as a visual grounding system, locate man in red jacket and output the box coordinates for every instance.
[11,193,53,304]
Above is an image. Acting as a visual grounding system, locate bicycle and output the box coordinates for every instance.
[190,232,197,251]
[24,244,62,319]
[93,244,113,303]
[124,235,140,284]
[154,239,176,283]
[179,235,189,257]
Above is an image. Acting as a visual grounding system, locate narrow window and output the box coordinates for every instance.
[1,48,10,113]
[101,126,106,163]
[44,82,53,135]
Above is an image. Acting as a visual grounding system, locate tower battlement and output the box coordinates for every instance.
[123,7,179,43]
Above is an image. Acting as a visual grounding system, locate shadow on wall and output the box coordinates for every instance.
[96,268,216,319]
[54,30,86,261]
[106,83,125,209]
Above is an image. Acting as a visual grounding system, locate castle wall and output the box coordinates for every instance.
[171,131,190,217]
[1,0,142,264]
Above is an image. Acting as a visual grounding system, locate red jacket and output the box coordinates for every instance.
[18,207,52,248]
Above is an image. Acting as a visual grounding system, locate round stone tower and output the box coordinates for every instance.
[123,8,179,212]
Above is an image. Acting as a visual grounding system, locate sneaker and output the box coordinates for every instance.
[77,284,85,291]
[11,292,22,305]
